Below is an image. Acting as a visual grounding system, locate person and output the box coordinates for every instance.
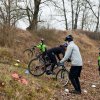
[98,52,100,75]
[46,43,68,75]
[35,38,47,61]
[36,38,47,53]
[59,35,83,94]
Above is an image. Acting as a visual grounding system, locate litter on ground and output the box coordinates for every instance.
[11,72,28,85]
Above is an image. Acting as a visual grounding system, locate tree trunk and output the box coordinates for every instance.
[71,0,74,29]
[74,13,78,29]
[81,11,85,30]
[8,0,11,26]
[95,16,99,32]
[81,3,87,30]
[62,0,68,30]
[27,0,41,30]
[74,0,79,29]
[95,1,100,32]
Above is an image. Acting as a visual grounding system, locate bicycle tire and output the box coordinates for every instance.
[23,49,33,58]
[56,69,69,87]
[28,57,46,76]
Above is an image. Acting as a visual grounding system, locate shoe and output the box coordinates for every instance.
[46,70,55,75]
[46,70,52,75]
[69,90,81,94]
[51,71,56,75]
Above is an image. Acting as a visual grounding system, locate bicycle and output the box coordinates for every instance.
[23,45,38,58]
[28,53,69,86]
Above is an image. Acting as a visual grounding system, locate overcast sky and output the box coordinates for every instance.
[16,0,99,31]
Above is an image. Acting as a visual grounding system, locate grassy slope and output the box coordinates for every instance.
[0,29,100,100]
[0,63,61,100]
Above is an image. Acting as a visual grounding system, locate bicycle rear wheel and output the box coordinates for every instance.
[56,69,69,87]
[28,57,46,76]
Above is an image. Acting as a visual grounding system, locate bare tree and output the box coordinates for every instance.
[69,0,84,29]
[62,0,68,30]
[27,0,41,30]
[71,0,74,29]
[0,0,26,26]
[48,0,69,30]
[24,0,54,30]
[74,0,82,29]
[81,2,87,30]
[85,0,100,32]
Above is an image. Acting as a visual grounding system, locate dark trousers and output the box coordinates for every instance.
[41,52,47,63]
[47,52,57,71]
[69,66,82,92]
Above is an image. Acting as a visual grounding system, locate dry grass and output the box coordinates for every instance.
[0,47,13,64]
[0,27,100,100]
[0,25,32,65]
[34,29,64,47]
[0,64,60,100]
[77,29,100,40]
[0,25,17,47]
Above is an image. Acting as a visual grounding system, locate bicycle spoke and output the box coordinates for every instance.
[28,57,46,76]
[23,49,33,58]
[56,69,69,87]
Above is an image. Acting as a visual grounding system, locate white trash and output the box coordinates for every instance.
[16,60,20,63]
[25,69,29,74]
[91,85,96,88]
[82,89,88,93]
[14,63,19,67]
[64,89,69,93]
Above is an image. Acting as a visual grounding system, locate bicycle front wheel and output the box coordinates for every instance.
[28,57,46,76]
[23,49,33,58]
[56,69,69,87]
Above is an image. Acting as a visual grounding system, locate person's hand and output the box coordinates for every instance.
[57,62,64,66]
[67,58,71,62]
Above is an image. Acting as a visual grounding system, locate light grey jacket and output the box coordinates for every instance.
[60,41,83,66]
